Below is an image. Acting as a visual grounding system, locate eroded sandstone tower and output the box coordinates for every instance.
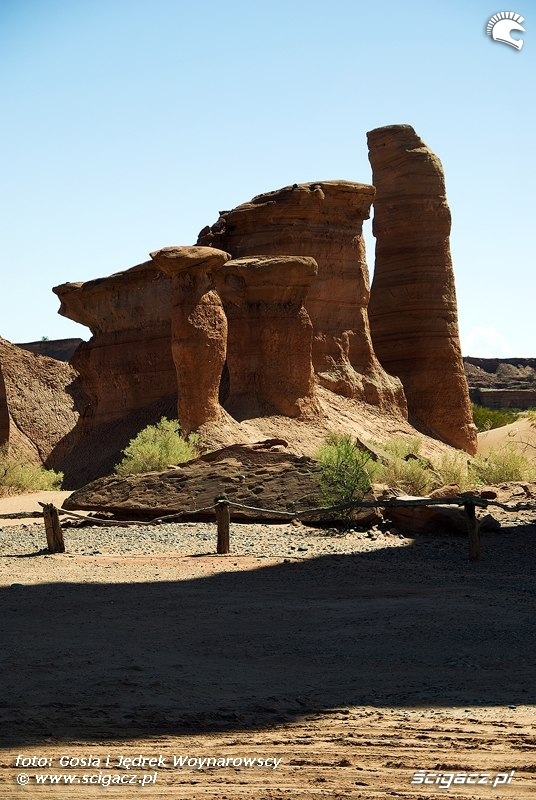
[198,181,406,415]
[54,262,176,430]
[47,125,476,486]
[367,124,477,453]
[214,255,319,419]
[150,246,231,434]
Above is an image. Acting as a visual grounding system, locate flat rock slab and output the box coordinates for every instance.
[64,440,378,523]
[383,501,468,535]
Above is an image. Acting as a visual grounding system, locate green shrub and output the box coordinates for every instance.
[472,404,519,432]
[115,417,199,477]
[435,452,473,491]
[376,455,436,496]
[469,445,535,484]
[369,435,435,495]
[381,436,424,459]
[0,451,63,495]
[316,433,375,514]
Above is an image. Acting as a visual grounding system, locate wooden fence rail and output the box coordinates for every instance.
[0,493,534,561]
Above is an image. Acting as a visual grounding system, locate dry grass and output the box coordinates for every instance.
[0,451,63,495]
[470,445,535,484]
[434,452,474,491]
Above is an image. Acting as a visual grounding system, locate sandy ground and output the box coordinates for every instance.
[478,417,536,460]
[0,491,535,798]
[0,491,74,527]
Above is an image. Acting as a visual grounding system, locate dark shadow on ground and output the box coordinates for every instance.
[1,528,535,746]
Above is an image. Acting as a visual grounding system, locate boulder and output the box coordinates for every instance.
[63,440,380,524]
[0,337,86,467]
[479,513,501,532]
[367,124,477,454]
[213,255,319,419]
[150,246,231,434]
[382,498,468,535]
[198,181,406,414]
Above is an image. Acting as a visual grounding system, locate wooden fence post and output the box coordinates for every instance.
[464,500,480,562]
[215,495,230,554]
[43,504,65,553]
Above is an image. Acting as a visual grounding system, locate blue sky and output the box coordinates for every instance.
[1,0,534,356]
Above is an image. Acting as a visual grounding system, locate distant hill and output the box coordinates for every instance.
[464,357,536,409]
[16,338,83,362]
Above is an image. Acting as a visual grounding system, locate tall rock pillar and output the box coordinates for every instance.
[150,246,231,434]
[367,124,477,453]
[53,263,177,429]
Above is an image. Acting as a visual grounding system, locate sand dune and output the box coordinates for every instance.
[478,416,536,460]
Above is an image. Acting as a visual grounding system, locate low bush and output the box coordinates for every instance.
[115,417,199,477]
[472,404,519,432]
[380,436,424,460]
[469,445,535,484]
[369,436,434,495]
[435,452,473,491]
[317,428,536,512]
[376,455,436,496]
[316,433,375,515]
[0,451,63,495]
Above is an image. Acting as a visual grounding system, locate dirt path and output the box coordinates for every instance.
[0,491,535,798]
[2,704,534,798]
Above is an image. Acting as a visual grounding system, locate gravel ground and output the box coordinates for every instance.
[0,519,412,560]
[1,487,535,591]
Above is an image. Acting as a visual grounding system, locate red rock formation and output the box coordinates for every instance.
[53,261,176,429]
[0,337,85,466]
[213,255,319,419]
[150,246,231,434]
[51,263,179,486]
[367,125,477,454]
[471,388,536,410]
[198,181,406,414]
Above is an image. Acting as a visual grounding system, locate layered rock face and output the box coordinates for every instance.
[214,256,319,419]
[52,263,179,486]
[367,125,477,454]
[54,261,176,429]
[198,181,406,413]
[150,246,231,434]
[0,337,85,466]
